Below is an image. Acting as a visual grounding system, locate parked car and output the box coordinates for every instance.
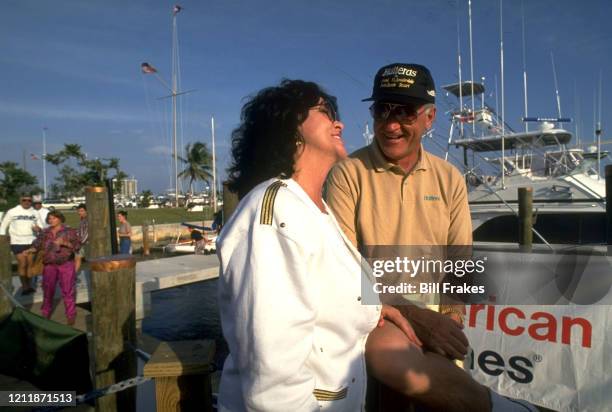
[42,199,79,210]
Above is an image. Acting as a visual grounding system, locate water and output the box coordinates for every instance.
[141,278,228,370]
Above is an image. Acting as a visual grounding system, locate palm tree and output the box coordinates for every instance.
[178,142,213,196]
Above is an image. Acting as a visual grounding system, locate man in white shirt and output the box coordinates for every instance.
[0,194,43,294]
[32,194,50,229]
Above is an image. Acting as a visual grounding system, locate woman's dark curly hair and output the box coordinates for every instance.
[227,79,338,199]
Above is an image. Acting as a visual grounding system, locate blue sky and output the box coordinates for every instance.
[1,0,610,194]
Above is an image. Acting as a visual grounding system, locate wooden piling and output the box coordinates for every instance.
[143,340,215,412]
[518,187,533,251]
[0,235,13,321]
[222,181,239,224]
[142,222,150,256]
[606,165,612,252]
[86,186,111,259]
[90,255,137,412]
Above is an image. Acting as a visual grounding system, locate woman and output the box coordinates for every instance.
[117,211,132,254]
[28,210,80,325]
[217,79,421,411]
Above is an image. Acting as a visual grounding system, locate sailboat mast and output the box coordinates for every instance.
[521,0,529,132]
[171,10,179,208]
[468,0,475,135]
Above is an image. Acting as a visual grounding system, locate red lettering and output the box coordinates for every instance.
[469,304,485,328]
[499,307,525,336]
[562,317,592,348]
[466,306,593,349]
[486,304,495,331]
[528,312,557,343]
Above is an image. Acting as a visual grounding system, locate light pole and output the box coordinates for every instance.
[211,116,217,213]
[42,127,48,199]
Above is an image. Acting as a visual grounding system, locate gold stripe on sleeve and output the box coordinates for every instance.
[259,180,286,225]
[313,387,348,401]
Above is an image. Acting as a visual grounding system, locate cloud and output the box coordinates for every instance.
[0,101,149,122]
[145,145,172,156]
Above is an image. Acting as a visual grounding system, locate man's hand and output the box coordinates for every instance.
[398,306,468,360]
[378,305,422,348]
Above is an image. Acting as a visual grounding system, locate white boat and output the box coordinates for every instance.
[164,233,217,254]
[442,80,608,245]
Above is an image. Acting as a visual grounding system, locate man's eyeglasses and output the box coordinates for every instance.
[310,101,338,123]
[369,102,429,124]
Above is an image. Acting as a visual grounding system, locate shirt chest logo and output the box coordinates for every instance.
[424,195,440,201]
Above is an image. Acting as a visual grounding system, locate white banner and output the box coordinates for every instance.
[465,304,612,412]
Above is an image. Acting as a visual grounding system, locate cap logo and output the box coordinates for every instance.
[427,90,436,97]
[382,66,418,77]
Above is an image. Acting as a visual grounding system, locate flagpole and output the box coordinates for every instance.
[172,10,179,208]
[211,116,217,213]
[42,127,48,199]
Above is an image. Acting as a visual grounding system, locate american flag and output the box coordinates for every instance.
[172,4,182,15]
[30,153,40,160]
[141,62,157,74]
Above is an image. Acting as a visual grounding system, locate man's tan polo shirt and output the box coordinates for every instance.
[326,142,472,249]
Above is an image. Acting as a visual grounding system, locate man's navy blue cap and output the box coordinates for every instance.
[363,63,436,104]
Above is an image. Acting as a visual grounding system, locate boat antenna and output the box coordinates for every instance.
[597,70,603,179]
[574,81,580,146]
[499,0,506,188]
[521,0,529,132]
[468,0,476,135]
[363,123,374,146]
[550,52,562,123]
[456,1,464,138]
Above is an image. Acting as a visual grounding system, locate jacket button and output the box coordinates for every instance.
[357,296,361,301]
[320,347,324,352]
[280,222,286,228]
[352,378,356,383]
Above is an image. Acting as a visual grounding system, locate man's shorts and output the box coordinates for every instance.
[11,244,30,256]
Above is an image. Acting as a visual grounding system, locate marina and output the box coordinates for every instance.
[1,0,611,411]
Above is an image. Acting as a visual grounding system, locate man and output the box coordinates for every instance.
[117,211,132,254]
[187,226,207,255]
[32,194,50,229]
[0,194,43,295]
[326,63,535,411]
[74,204,88,273]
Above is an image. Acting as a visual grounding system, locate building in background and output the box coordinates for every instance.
[113,177,138,198]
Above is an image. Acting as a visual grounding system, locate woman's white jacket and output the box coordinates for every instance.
[217,178,380,411]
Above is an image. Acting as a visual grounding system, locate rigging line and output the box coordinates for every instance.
[143,76,171,182]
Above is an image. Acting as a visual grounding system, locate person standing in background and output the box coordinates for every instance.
[27,210,80,325]
[32,194,50,230]
[117,211,132,254]
[75,204,88,273]
[0,194,43,295]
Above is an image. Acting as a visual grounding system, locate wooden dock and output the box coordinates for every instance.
[10,254,220,320]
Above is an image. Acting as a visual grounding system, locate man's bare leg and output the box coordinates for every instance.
[16,252,32,291]
[366,321,491,412]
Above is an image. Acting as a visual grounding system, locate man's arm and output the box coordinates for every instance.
[0,209,12,236]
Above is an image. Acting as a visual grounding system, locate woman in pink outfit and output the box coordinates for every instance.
[27,210,81,325]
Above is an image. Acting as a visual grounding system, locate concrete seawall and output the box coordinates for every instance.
[130,220,214,247]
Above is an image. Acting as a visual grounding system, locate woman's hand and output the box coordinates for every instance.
[378,304,422,347]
